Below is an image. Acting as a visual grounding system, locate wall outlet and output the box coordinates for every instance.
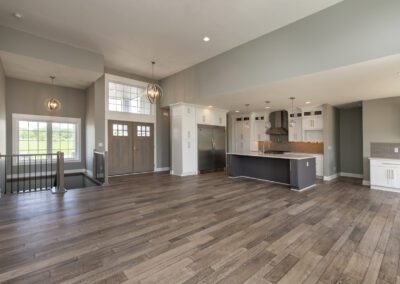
[395,147,399,153]
[98,142,103,147]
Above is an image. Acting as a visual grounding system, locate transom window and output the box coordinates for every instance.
[13,114,81,162]
[108,82,151,115]
[137,125,150,137]
[113,124,128,136]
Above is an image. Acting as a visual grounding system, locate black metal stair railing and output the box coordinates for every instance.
[0,153,64,195]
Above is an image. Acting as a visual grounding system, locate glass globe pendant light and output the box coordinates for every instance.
[146,61,163,104]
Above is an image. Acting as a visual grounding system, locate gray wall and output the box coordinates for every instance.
[0,26,104,73]
[323,104,339,177]
[363,97,400,181]
[339,107,363,175]
[5,78,87,170]
[161,0,400,106]
[0,59,5,154]
[0,59,5,195]
[156,103,170,169]
[94,75,106,152]
[85,84,95,173]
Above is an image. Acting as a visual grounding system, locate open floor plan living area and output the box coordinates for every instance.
[0,0,400,283]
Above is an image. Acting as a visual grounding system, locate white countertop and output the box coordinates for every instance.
[369,157,400,161]
[226,152,316,160]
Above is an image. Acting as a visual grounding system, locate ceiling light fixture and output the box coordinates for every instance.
[203,36,210,42]
[208,105,213,108]
[47,76,61,111]
[146,61,163,104]
[13,12,22,19]
[235,110,240,113]
[265,101,271,109]
[305,101,311,104]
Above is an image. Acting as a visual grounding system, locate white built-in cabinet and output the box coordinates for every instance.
[196,107,226,126]
[288,116,303,142]
[170,103,228,176]
[232,112,269,152]
[370,158,400,192]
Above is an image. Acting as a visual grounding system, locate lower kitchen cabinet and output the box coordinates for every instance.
[370,158,400,191]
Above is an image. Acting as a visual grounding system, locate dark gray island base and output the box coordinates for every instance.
[227,153,316,191]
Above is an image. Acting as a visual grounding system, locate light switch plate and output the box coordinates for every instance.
[395,147,399,153]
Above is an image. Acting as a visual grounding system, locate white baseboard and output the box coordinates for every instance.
[370,185,400,193]
[323,173,338,181]
[171,171,197,177]
[339,172,363,179]
[362,180,370,186]
[155,167,170,172]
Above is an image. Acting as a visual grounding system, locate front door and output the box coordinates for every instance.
[108,120,133,175]
[108,121,154,175]
[132,122,154,173]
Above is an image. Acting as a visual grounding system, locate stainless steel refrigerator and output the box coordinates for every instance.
[198,125,226,172]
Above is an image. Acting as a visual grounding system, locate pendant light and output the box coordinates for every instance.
[146,61,163,104]
[47,76,61,111]
[289,97,296,128]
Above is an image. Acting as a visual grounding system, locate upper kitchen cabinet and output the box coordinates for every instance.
[196,107,227,126]
[288,109,303,142]
[301,107,323,142]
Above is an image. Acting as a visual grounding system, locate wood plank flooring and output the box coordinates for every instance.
[0,172,400,283]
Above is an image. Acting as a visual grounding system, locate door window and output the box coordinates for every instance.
[113,124,128,136]
[137,125,151,137]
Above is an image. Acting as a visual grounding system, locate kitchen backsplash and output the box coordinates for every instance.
[258,141,324,154]
[371,143,400,159]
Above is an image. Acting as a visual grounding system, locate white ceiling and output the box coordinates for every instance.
[0,0,343,79]
[196,54,400,112]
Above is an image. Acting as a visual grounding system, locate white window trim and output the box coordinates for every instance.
[12,113,81,163]
[107,80,153,116]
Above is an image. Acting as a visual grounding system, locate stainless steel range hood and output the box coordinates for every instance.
[266,110,288,135]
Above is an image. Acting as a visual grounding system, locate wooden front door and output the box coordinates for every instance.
[108,120,154,175]
[132,122,154,173]
[108,120,133,175]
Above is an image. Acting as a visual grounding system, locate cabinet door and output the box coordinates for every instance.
[214,111,226,126]
[371,166,390,187]
[393,168,400,189]
[302,117,313,130]
[234,121,244,152]
[313,117,323,130]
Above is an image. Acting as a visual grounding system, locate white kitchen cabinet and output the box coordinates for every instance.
[196,107,226,126]
[370,158,400,191]
[288,117,303,142]
[213,110,226,126]
[171,103,228,177]
[302,116,323,130]
[234,117,251,152]
[196,107,214,125]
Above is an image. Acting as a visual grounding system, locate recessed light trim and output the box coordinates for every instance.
[13,12,22,19]
[305,101,311,104]
[235,110,240,113]
[207,105,213,108]
[265,106,270,109]
[203,36,210,42]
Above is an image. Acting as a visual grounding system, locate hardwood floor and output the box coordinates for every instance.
[0,172,399,283]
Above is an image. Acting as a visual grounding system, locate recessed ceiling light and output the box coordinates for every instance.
[203,36,210,42]
[265,106,271,109]
[305,101,311,104]
[13,12,22,19]
[208,105,213,108]
[235,110,240,113]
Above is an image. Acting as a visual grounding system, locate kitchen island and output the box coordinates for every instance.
[227,152,316,191]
